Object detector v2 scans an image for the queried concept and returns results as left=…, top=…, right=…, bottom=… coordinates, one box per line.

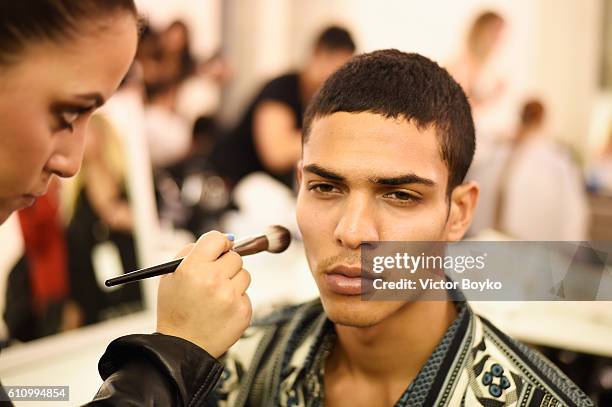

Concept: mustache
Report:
left=316, top=252, right=362, bottom=273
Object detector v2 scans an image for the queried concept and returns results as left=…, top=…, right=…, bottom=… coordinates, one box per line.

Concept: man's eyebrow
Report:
left=303, top=164, right=435, bottom=187
left=74, top=92, right=105, bottom=107
left=303, top=164, right=346, bottom=181
left=371, top=174, right=436, bottom=187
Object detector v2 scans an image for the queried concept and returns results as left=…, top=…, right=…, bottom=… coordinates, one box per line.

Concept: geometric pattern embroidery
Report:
left=482, top=363, right=511, bottom=397
left=212, top=299, right=594, bottom=407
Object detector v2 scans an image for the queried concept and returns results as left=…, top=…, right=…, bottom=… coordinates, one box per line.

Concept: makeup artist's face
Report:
left=0, top=13, right=138, bottom=224
left=296, top=112, right=472, bottom=327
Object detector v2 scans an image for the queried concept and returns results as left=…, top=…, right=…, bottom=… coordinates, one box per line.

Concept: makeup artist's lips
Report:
left=323, top=265, right=377, bottom=296
left=19, top=195, right=37, bottom=208
left=20, top=188, right=46, bottom=206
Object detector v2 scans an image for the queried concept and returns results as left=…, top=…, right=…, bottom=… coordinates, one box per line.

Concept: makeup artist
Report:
left=0, top=1, right=250, bottom=405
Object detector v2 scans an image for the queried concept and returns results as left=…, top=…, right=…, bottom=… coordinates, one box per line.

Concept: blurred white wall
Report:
left=220, top=0, right=292, bottom=125
left=534, top=0, right=604, bottom=155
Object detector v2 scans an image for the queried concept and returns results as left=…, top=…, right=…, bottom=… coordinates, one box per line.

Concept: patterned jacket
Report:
left=206, top=299, right=594, bottom=407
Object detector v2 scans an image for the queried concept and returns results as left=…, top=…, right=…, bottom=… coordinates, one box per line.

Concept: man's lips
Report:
left=321, top=265, right=380, bottom=296
left=327, top=265, right=378, bottom=280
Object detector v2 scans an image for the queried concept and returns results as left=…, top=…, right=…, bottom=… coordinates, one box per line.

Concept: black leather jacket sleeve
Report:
left=85, top=333, right=223, bottom=406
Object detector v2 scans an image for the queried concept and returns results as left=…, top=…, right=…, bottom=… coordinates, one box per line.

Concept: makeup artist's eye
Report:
left=55, top=106, right=95, bottom=132
left=57, top=111, right=79, bottom=132
left=383, top=190, right=422, bottom=205
left=308, top=183, right=341, bottom=195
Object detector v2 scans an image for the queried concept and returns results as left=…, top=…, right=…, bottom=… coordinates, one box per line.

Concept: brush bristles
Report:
left=265, top=225, right=291, bottom=253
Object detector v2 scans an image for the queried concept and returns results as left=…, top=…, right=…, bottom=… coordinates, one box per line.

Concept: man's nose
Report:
left=334, top=194, right=380, bottom=250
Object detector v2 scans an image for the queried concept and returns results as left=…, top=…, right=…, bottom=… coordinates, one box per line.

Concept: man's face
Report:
left=296, top=112, right=454, bottom=327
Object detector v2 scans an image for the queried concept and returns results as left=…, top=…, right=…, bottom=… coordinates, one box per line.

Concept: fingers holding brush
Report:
left=105, top=225, right=291, bottom=287
left=231, top=269, right=253, bottom=321
left=172, top=243, right=194, bottom=260
left=231, top=268, right=252, bottom=294
left=217, top=250, right=244, bottom=279
left=156, top=231, right=252, bottom=358
left=149, top=227, right=292, bottom=358
left=180, top=231, right=233, bottom=268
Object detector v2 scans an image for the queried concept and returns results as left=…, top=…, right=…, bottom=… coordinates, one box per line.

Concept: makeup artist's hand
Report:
left=156, top=231, right=252, bottom=358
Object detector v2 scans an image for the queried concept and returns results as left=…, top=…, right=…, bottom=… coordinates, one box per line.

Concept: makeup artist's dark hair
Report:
left=314, top=26, right=356, bottom=54
left=303, top=49, right=475, bottom=194
left=0, top=0, right=138, bottom=65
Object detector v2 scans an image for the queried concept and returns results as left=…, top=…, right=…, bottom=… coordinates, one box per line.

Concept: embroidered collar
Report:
left=278, top=302, right=473, bottom=407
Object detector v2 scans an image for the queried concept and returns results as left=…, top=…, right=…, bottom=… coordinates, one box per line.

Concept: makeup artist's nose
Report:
left=46, top=127, right=86, bottom=178
left=334, top=193, right=379, bottom=250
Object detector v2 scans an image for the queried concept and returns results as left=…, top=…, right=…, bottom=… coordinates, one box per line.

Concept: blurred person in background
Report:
left=135, top=21, right=192, bottom=172
left=135, top=20, right=197, bottom=90
left=144, top=81, right=192, bottom=169
left=158, top=20, right=197, bottom=85
left=159, top=116, right=231, bottom=235
left=134, top=19, right=234, bottom=218
left=136, top=20, right=230, bottom=125
left=448, top=10, right=506, bottom=112
left=587, top=125, right=612, bottom=194
left=448, top=10, right=508, bottom=164
left=0, top=1, right=254, bottom=405
left=134, top=23, right=163, bottom=89
left=469, top=99, right=589, bottom=240
left=175, top=50, right=234, bottom=124
left=586, top=125, right=612, bottom=241
left=212, top=25, right=356, bottom=190
left=137, top=20, right=226, bottom=206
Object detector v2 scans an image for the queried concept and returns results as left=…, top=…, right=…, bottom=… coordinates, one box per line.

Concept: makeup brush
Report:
left=105, top=225, right=291, bottom=287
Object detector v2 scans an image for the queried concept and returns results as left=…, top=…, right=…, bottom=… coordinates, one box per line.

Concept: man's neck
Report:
left=326, top=300, right=457, bottom=382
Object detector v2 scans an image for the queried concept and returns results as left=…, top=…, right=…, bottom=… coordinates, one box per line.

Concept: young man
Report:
left=212, top=26, right=356, bottom=189
left=207, top=50, right=593, bottom=406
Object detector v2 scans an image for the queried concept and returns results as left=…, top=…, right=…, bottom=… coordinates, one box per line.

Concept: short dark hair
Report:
left=303, top=49, right=475, bottom=194
left=314, top=26, right=356, bottom=54
left=0, top=0, right=138, bottom=65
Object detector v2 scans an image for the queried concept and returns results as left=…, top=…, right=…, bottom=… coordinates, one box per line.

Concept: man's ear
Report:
left=295, top=159, right=303, bottom=187
left=445, top=181, right=480, bottom=241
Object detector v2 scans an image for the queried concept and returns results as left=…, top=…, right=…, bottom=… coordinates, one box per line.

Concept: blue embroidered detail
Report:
left=482, top=364, right=510, bottom=398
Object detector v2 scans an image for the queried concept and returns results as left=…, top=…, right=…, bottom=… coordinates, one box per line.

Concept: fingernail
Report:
left=226, top=233, right=235, bottom=241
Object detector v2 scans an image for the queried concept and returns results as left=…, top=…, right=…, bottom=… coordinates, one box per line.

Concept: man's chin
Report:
left=328, top=314, right=381, bottom=328
left=320, top=294, right=393, bottom=328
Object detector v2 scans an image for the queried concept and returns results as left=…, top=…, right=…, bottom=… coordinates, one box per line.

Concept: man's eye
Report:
left=308, top=183, right=339, bottom=194
left=384, top=191, right=421, bottom=203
